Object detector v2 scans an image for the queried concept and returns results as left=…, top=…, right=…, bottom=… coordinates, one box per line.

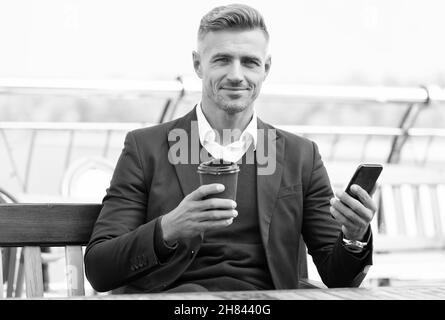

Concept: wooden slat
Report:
left=15, top=250, right=24, bottom=297
left=6, top=247, right=17, bottom=297
left=438, top=185, right=445, bottom=235
left=371, top=213, right=379, bottom=235
left=370, top=187, right=380, bottom=234
left=400, top=184, right=418, bottom=236
left=0, top=249, right=3, bottom=298
left=24, top=247, right=44, bottom=297
left=418, top=185, right=436, bottom=237
left=65, top=246, right=85, bottom=297
left=428, top=186, right=442, bottom=235
left=381, top=184, right=398, bottom=235
left=0, top=204, right=102, bottom=246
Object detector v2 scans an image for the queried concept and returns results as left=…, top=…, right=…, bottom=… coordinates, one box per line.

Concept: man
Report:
left=85, top=4, right=375, bottom=293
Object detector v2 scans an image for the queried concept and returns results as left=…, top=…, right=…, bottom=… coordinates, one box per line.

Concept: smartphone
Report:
left=345, top=164, right=383, bottom=201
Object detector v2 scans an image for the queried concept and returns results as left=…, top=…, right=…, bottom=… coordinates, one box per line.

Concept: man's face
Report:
left=193, top=29, right=271, bottom=115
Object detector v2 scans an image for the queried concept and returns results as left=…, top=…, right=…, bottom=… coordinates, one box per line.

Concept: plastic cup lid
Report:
left=197, top=158, right=240, bottom=175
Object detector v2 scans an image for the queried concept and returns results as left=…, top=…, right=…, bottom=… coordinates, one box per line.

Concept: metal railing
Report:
left=1, top=79, right=445, bottom=195
left=2, top=78, right=445, bottom=104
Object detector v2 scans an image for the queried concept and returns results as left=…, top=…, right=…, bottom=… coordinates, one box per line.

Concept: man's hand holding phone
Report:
left=330, top=184, right=377, bottom=241
left=329, top=164, right=382, bottom=241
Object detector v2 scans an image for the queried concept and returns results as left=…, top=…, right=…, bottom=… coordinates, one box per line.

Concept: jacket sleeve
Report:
left=301, top=142, right=373, bottom=288
left=84, top=131, right=175, bottom=292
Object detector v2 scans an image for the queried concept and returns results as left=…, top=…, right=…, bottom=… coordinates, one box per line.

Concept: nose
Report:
left=226, top=61, right=243, bottom=84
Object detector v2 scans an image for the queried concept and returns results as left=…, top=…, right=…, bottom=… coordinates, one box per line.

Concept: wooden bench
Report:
left=376, top=166, right=445, bottom=250
left=0, top=204, right=102, bottom=298
left=0, top=203, right=322, bottom=298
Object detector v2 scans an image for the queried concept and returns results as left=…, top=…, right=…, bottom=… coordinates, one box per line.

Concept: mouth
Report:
left=220, top=87, right=249, bottom=92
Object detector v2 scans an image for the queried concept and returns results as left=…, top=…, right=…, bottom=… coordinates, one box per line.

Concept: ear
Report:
left=192, top=51, right=203, bottom=79
left=264, top=55, right=272, bottom=80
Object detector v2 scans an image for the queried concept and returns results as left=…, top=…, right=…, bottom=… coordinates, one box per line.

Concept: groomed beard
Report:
left=211, top=93, right=248, bottom=115
left=217, top=102, right=247, bottom=115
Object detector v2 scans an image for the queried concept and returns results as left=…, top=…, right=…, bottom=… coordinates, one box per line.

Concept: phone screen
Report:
left=345, top=164, right=383, bottom=200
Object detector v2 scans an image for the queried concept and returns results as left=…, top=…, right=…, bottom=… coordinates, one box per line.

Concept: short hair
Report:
left=198, top=4, right=269, bottom=41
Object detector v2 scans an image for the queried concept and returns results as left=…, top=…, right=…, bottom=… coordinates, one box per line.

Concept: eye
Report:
left=243, top=58, right=261, bottom=67
left=213, top=57, right=229, bottom=63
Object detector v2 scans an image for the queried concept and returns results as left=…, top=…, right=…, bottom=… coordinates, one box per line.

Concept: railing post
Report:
left=23, top=129, right=37, bottom=193
left=0, top=129, right=25, bottom=191
left=102, top=130, right=112, bottom=158
left=158, top=98, right=172, bottom=124
left=386, top=85, right=432, bottom=164
left=64, top=129, right=75, bottom=171
left=386, top=103, right=422, bottom=164
left=421, top=135, right=435, bottom=166
left=164, top=76, right=186, bottom=123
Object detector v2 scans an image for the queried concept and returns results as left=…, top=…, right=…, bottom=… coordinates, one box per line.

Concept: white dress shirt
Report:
left=196, top=103, right=257, bottom=163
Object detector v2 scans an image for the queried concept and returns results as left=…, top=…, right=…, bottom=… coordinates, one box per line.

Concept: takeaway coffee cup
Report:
left=197, top=159, right=240, bottom=201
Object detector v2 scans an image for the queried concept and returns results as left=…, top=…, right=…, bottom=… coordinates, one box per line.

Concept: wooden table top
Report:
left=51, top=285, right=445, bottom=300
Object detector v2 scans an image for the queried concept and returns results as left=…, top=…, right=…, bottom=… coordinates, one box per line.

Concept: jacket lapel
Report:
left=256, top=118, right=284, bottom=248
left=167, top=107, right=201, bottom=198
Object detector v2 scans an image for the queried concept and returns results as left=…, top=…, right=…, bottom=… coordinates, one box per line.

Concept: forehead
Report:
left=199, top=29, right=269, bottom=58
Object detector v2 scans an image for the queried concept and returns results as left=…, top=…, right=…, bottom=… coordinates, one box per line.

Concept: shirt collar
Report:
left=196, top=103, right=257, bottom=150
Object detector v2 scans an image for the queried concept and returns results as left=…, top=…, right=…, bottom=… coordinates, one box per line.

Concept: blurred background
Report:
left=1, top=0, right=445, bottom=296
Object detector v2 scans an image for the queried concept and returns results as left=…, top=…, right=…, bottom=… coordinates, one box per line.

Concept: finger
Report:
left=330, top=207, right=356, bottom=230
left=186, top=184, right=225, bottom=201
left=194, top=209, right=238, bottom=222
left=330, top=198, right=369, bottom=227
left=198, top=218, right=234, bottom=231
left=335, top=191, right=374, bottom=221
left=195, top=198, right=237, bottom=211
left=350, top=184, right=378, bottom=212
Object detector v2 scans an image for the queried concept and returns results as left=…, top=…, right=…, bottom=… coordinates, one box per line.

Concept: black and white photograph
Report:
left=1, top=0, right=445, bottom=310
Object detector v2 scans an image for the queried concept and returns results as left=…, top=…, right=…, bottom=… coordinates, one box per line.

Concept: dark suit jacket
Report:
left=84, top=107, right=373, bottom=293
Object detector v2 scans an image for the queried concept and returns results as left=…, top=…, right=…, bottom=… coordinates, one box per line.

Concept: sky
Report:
left=1, top=0, right=445, bottom=86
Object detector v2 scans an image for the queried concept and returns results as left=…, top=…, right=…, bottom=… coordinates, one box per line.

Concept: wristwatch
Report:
left=342, top=238, right=368, bottom=253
